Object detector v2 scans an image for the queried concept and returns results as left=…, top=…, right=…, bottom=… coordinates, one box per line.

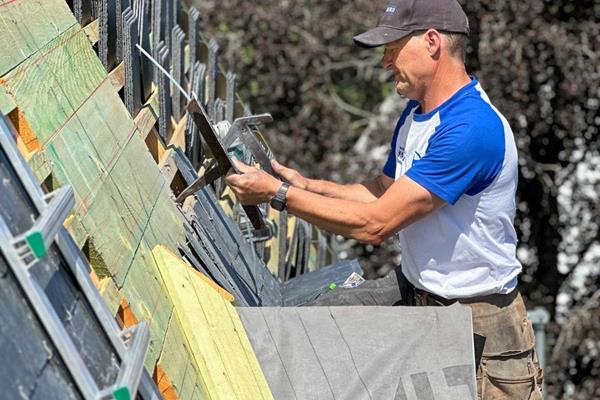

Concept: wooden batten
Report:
left=108, top=62, right=126, bottom=92
left=116, top=298, right=140, bottom=329
left=83, top=18, right=100, bottom=45
left=153, top=364, right=180, bottom=400
left=8, top=108, right=40, bottom=156
left=145, top=127, right=167, bottom=164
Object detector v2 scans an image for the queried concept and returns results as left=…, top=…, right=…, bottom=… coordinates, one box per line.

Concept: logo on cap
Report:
left=385, top=6, right=396, bottom=13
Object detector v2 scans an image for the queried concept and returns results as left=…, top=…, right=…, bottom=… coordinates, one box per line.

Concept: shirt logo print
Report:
left=397, top=147, right=406, bottom=163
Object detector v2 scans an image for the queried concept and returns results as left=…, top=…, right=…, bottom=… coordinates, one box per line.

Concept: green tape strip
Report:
left=26, top=231, right=45, bottom=258
left=112, top=386, right=131, bottom=400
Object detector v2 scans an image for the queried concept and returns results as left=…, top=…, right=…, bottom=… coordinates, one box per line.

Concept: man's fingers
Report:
left=271, top=160, right=283, bottom=174
left=231, top=158, right=254, bottom=173
left=272, top=159, right=292, bottom=178
left=225, top=173, right=240, bottom=186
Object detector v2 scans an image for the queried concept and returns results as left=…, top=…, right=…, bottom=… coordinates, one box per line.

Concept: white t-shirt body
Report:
left=383, top=78, right=521, bottom=299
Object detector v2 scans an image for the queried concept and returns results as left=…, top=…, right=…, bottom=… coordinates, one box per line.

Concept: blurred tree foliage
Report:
left=193, top=0, right=600, bottom=397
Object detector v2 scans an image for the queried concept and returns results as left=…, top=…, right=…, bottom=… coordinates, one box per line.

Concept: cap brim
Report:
left=353, top=26, right=412, bottom=48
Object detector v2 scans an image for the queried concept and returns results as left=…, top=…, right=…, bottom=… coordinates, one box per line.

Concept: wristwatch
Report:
left=270, top=182, right=290, bottom=211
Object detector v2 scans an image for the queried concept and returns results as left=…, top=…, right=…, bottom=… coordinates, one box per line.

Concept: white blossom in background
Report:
left=555, top=148, right=600, bottom=324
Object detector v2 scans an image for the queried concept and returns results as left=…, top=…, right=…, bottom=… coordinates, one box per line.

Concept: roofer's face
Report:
left=382, top=33, right=431, bottom=100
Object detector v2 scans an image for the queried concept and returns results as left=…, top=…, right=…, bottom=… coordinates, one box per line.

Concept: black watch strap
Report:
left=270, top=182, right=290, bottom=211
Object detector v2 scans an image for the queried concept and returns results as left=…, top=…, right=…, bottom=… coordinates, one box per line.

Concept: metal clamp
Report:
left=180, top=100, right=271, bottom=230
left=176, top=110, right=276, bottom=203
left=221, top=114, right=274, bottom=173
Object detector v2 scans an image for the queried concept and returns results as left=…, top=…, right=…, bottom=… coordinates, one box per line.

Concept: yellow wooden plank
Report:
left=153, top=245, right=273, bottom=400
left=189, top=268, right=235, bottom=304
left=159, top=246, right=234, bottom=303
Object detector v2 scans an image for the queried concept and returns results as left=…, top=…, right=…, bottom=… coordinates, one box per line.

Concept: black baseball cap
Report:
left=353, top=0, right=470, bottom=48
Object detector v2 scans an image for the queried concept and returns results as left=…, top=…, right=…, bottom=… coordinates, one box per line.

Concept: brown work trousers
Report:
left=416, top=290, right=544, bottom=400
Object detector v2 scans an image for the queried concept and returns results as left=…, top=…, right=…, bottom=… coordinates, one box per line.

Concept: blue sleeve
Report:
left=405, top=120, right=505, bottom=205
left=382, top=140, right=397, bottom=178
left=383, top=101, right=418, bottom=178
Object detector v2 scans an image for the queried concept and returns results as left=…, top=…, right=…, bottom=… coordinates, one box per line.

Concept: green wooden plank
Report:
left=64, top=212, right=89, bottom=249
left=74, top=78, right=136, bottom=172
left=2, top=25, right=106, bottom=144
left=159, top=313, right=193, bottom=398
left=97, top=277, right=122, bottom=317
left=92, top=135, right=179, bottom=285
left=178, top=362, right=199, bottom=400
left=120, top=240, right=175, bottom=371
left=80, top=177, right=142, bottom=281
left=0, top=84, right=16, bottom=114
left=46, top=123, right=104, bottom=207
left=27, top=149, right=53, bottom=184
left=0, top=0, right=76, bottom=76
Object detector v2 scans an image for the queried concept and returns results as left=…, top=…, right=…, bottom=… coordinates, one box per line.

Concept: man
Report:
left=226, top=0, right=543, bottom=398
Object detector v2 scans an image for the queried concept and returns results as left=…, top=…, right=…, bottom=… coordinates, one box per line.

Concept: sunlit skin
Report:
left=226, top=29, right=471, bottom=245
left=382, top=30, right=471, bottom=112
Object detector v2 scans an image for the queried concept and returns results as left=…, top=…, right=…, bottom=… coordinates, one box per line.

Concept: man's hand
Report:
left=272, top=160, right=308, bottom=190
left=226, top=159, right=282, bottom=205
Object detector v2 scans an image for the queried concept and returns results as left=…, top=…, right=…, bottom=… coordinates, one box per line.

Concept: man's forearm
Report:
left=225, top=162, right=443, bottom=245
left=304, top=176, right=388, bottom=202
left=286, top=185, right=386, bottom=243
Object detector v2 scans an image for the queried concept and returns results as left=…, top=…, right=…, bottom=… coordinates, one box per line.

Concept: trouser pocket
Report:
left=478, top=354, right=542, bottom=400
left=472, top=293, right=543, bottom=400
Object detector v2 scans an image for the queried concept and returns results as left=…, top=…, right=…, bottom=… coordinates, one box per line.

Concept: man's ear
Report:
left=423, top=29, right=442, bottom=58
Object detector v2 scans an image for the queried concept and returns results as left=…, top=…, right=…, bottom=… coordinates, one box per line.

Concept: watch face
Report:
left=271, top=199, right=285, bottom=211
left=270, top=182, right=288, bottom=211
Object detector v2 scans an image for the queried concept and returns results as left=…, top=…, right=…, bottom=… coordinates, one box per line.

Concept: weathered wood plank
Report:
left=120, top=240, right=175, bottom=371
left=158, top=311, right=208, bottom=400
left=108, top=61, right=125, bottom=92
left=154, top=245, right=273, bottom=400
left=158, top=313, right=193, bottom=399
left=0, top=83, right=16, bottom=115
left=27, top=149, right=53, bottom=186
left=2, top=25, right=107, bottom=145
left=0, top=0, right=76, bottom=76
left=167, top=113, right=187, bottom=150
left=96, top=276, right=122, bottom=316
left=135, top=91, right=160, bottom=141
left=154, top=364, right=179, bottom=400
left=8, top=107, right=40, bottom=154
left=83, top=18, right=100, bottom=45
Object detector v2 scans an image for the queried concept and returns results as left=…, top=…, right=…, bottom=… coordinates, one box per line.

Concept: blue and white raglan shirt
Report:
left=383, top=78, right=521, bottom=299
